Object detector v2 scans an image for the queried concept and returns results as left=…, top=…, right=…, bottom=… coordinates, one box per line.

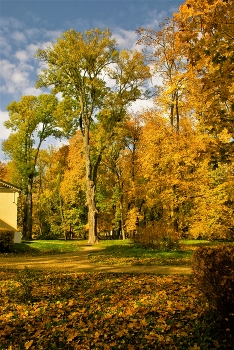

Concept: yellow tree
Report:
left=137, top=18, right=190, bottom=132
left=60, top=132, right=87, bottom=239
left=137, top=110, right=212, bottom=234
left=36, top=28, right=150, bottom=243
left=174, top=0, right=234, bottom=158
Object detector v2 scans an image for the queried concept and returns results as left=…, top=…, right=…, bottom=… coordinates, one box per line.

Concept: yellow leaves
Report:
left=25, top=340, right=33, bottom=349
left=67, top=330, right=79, bottom=342
left=0, top=270, right=226, bottom=348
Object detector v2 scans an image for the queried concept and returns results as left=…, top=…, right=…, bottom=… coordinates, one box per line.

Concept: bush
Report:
left=133, top=222, right=180, bottom=251
left=0, top=229, right=15, bottom=252
left=192, top=245, right=234, bottom=328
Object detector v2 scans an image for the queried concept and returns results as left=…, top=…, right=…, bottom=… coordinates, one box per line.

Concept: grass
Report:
left=1, top=238, right=232, bottom=267
left=0, top=239, right=233, bottom=348
left=89, top=242, right=192, bottom=266
left=2, top=239, right=86, bottom=256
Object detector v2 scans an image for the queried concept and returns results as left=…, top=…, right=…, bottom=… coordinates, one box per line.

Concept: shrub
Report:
left=133, top=222, right=180, bottom=251
left=192, top=245, right=234, bottom=328
left=0, top=229, right=15, bottom=252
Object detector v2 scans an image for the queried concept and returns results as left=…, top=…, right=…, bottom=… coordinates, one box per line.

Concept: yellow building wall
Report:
left=0, top=188, right=19, bottom=231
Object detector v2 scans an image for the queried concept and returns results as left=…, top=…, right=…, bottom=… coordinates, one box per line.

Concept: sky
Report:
left=0, top=0, right=184, bottom=161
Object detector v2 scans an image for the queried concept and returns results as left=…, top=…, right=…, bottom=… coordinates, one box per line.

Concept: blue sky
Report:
left=0, top=0, right=184, bottom=161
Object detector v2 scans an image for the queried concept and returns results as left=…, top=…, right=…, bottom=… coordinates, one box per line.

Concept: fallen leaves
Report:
left=0, top=270, right=227, bottom=349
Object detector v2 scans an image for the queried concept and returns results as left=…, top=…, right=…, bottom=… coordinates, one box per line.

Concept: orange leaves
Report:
left=24, top=340, right=33, bottom=349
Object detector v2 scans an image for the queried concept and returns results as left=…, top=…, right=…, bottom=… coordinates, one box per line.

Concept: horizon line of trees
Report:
left=0, top=0, right=233, bottom=243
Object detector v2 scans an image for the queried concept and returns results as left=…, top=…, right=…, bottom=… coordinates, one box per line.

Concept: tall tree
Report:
left=2, top=94, right=60, bottom=239
left=137, top=18, right=189, bottom=132
left=35, top=28, right=150, bottom=244
left=174, top=0, right=234, bottom=158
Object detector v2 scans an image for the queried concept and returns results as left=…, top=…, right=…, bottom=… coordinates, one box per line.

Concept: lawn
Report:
left=2, top=238, right=226, bottom=267
left=1, top=239, right=233, bottom=348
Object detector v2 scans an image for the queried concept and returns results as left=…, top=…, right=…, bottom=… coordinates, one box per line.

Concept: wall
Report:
left=0, top=188, right=19, bottom=231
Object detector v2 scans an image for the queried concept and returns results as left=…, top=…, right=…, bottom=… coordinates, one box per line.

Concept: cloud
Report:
left=0, top=110, right=10, bottom=139
left=43, top=29, right=62, bottom=41
left=128, top=99, right=155, bottom=114
left=112, top=28, right=139, bottom=50
left=15, top=50, right=29, bottom=62
left=1, top=17, right=24, bottom=31
left=11, top=30, right=26, bottom=42
left=0, top=35, right=12, bottom=56
left=0, top=59, right=35, bottom=96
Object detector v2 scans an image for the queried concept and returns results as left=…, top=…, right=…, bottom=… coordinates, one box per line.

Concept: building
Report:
left=0, top=179, right=21, bottom=243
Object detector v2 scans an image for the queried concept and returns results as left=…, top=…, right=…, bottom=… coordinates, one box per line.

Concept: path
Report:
left=0, top=245, right=191, bottom=274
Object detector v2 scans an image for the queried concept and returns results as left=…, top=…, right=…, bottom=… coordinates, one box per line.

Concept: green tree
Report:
left=2, top=94, right=61, bottom=239
left=35, top=27, right=150, bottom=244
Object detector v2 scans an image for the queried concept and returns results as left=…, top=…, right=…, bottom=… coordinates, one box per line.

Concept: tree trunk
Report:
left=87, top=179, right=99, bottom=244
left=84, top=127, right=99, bottom=244
left=119, top=193, right=126, bottom=240
left=22, top=176, right=33, bottom=240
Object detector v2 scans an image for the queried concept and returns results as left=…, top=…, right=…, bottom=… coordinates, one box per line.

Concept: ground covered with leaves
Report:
left=0, top=269, right=231, bottom=350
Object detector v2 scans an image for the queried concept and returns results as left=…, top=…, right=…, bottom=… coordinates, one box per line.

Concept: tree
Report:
left=174, top=0, right=234, bottom=158
left=32, top=146, right=70, bottom=238
left=137, top=18, right=189, bottom=132
left=35, top=28, right=150, bottom=244
left=2, top=94, right=61, bottom=239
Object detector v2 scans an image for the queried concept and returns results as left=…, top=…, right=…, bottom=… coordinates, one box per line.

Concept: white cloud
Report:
left=113, top=28, right=139, bottom=50
left=0, top=59, right=35, bottom=96
left=0, top=35, right=12, bottom=56
left=128, top=99, right=155, bottom=114
left=11, top=30, right=26, bottom=42
left=15, top=50, right=29, bottom=62
left=0, top=110, right=10, bottom=139
left=43, top=29, right=62, bottom=41
left=1, top=17, right=23, bottom=31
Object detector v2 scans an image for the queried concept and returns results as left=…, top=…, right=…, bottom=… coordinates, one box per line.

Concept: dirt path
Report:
left=0, top=245, right=191, bottom=274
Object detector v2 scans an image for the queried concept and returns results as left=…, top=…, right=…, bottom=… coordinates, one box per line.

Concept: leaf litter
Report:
left=0, top=270, right=229, bottom=349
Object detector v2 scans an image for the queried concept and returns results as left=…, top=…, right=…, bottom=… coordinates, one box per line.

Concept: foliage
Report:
left=1, top=269, right=233, bottom=349
left=134, top=222, right=181, bottom=251
left=2, top=94, right=61, bottom=240
left=2, top=4, right=234, bottom=245
left=192, top=245, right=234, bottom=332
left=0, top=229, right=14, bottom=252
left=174, top=0, right=234, bottom=159
left=35, top=27, right=151, bottom=244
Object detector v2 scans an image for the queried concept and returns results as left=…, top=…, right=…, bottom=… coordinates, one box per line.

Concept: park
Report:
left=0, top=238, right=233, bottom=349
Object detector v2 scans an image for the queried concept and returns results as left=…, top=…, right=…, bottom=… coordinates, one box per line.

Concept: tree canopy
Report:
left=1, top=2, right=234, bottom=242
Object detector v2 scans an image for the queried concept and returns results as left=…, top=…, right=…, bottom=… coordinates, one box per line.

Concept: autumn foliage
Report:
left=192, top=245, right=234, bottom=327
left=0, top=269, right=232, bottom=349
left=1, top=0, right=234, bottom=243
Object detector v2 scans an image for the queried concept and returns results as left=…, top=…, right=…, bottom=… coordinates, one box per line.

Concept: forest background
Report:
left=0, top=0, right=233, bottom=244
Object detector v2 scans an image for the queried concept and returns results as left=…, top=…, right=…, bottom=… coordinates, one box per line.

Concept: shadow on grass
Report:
left=89, top=243, right=193, bottom=266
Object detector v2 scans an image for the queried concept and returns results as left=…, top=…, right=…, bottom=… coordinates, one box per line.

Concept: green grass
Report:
left=2, top=238, right=233, bottom=267
left=89, top=241, right=192, bottom=266
left=3, top=239, right=86, bottom=256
